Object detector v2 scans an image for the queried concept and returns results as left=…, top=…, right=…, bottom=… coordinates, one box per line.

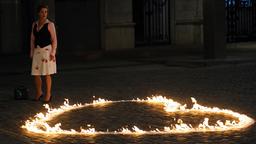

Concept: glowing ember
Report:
left=22, top=96, right=255, bottom=135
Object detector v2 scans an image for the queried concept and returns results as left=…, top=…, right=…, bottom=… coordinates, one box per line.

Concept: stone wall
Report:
left=0, top=0, right=55, bottom=54
left=0, top=0, right=22, bottom=53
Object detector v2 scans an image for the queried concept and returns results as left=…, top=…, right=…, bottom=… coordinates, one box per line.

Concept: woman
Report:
left=30, top=4, right=57, bottom=103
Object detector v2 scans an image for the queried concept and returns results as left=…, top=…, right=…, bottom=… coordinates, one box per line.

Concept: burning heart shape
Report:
left=22, top=96, right=255, bottom=135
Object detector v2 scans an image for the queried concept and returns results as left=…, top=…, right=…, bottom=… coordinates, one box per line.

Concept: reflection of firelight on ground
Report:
left=22, top=96, right=255, bottom=136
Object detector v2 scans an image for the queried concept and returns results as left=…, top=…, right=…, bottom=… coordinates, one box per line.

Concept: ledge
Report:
left=105, top=22, right=136, bottom=28
left=175, top=19, right=203, bottom=25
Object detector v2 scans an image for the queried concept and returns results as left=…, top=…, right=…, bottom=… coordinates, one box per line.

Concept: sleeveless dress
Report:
left=31, top=22, right=57, bottom=76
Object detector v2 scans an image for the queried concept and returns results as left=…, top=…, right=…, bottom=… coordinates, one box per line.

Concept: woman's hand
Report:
left=50, top=54, right=55, bottom=61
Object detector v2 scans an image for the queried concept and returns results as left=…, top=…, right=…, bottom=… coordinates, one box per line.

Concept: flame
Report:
left=22, top=96, right=255, bottom=135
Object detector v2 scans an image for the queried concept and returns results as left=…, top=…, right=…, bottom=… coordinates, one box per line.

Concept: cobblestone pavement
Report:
left=0, top=53, right=256, bottom=143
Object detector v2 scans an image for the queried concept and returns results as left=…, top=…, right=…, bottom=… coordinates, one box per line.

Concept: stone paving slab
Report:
left=1, top=47, right=256, bottom=143
left=0, top=60, right=256, bottom=143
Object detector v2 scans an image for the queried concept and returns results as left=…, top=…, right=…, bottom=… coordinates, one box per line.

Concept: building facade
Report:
left=0, top=0, right=228, bottom=58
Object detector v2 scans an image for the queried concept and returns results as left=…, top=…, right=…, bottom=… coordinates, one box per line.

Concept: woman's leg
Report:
left=34, top=75, right=42, bottom=99
left=45, top=75, right=52, bottom=101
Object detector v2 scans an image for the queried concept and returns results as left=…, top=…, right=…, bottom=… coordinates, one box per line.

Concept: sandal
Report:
left=43, top=96, right=52, bottom=103
left=32, top=94, right=43, bottom=101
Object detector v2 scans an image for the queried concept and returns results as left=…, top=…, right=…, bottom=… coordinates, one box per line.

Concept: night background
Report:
left=0, top=0, right=256, bottom=143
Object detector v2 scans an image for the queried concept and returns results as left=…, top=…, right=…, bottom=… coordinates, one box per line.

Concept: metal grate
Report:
left=226, top=0, right=256, bottom=42
left=133, top=0, right=171, bottom=45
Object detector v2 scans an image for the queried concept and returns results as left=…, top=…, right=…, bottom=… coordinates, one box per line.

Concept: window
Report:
left=225, top=0, right=252, bottom=7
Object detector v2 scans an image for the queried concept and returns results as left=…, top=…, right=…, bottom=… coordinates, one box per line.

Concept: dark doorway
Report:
left=226, top=0, right=256, bottom=42
left=133, top=0, right=171, bottom=46
left=56, top=0, right=101, bottom=54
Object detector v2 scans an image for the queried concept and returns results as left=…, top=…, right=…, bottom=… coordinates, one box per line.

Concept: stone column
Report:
left=0, top=0, right=22, bottom=54
left=174, top=0, right=203, bottom=45
left=203, top=0, right=226, bottom=59
left=103, top=0, right=135, bottom=50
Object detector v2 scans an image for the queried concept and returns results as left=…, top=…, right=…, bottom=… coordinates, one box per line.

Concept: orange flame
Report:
left=22, top=96, right=255, bottom=135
